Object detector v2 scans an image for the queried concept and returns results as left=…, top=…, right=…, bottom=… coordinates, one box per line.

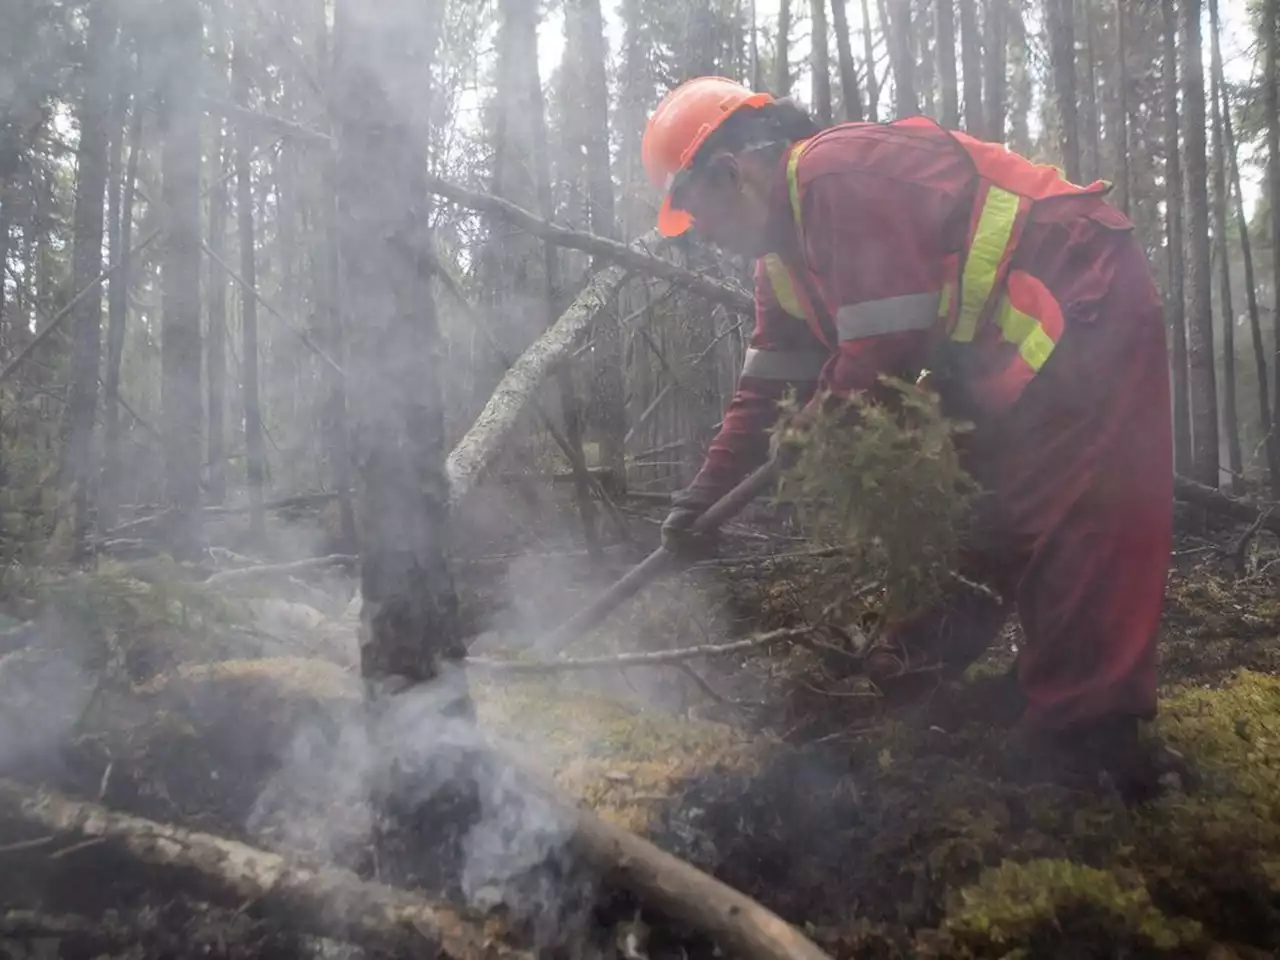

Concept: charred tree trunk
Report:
left=983, top=0, right=1006, bottom=141
left=958, top=0, right=982, bottom=133
left=1181, top=0, right=1219, bottom=487
left=831, top=0, right=864, bottom=120
left=1045, top=0, right=1080, bottom=182
left=811, top=0, right=834, bottom=124
left=776, top=0, right=793, bottom=96
left=1110, top=0, right=1130, bottom=213
left=936, top=0, right=959, bottom=127
left=918, top=2, right=935, bottom=117
left=100, top=51, right=141, bottom=534
left=206, top=6, right=229, bottom=506
left=1208, top=0, right=1240, bottom=490
left=232, top=35, right=267, bottom=539
left=333, top=0, right=478, bottom=889
left=1163, top=0, right=1191, bottom=476
left=1007, top=1, right=1031, bottom=153
left=157, top=0, right=203, bottom=559
left=1080, top=0, right=1100, bottom=181
left=61, top=0, right=117, bottom=556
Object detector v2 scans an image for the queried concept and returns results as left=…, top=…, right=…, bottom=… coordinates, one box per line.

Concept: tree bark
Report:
left=1007, top=1, right=1031, bottom=154
left=1266, top=0, right=1280, bottom=424
left=1080, top=0, right=1100, bottom=181
left=983, top=0, right=1006, bottom=141
left=860, top=0, right=880, bottom=120
left=157, top=0, right=204, bottom=559
left=1045, top=0, right=1080, bottom=182
left=885, top=0, right=917, bottom=115
left=1109, top=0, right=1130, bottom=213
left=206, top=4, right=229, bottom=506
left=61, top=0, right=117, bottom=557
left=1208, top=0, right=1241, bottom=491
left=233, top=35, right=267, bottom=539
left=1163, top=0, right=1192, bottom=477
left=830, top=0, right=864, bottom=121
left=776, top=0, right=793, bottom=96
left=1220, top=24, right=1280, bottom=495
left=811, top=0, right=834, bottom=124
left=1180, top=0, right=1219, bottom=487
left=936, top=0, right=959, bottom=127
left=958, top=0, right=982, bottom=133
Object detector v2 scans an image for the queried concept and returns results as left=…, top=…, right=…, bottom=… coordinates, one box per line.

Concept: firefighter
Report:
left=643, top=77, right=1177, bottom=797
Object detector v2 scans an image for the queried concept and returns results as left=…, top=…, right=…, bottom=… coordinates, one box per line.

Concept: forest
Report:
left=2, top=0, right=1280, bottom=957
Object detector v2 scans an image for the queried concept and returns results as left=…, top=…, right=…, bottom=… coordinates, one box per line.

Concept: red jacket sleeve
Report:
left=796, top=169, right=960, bottom=411
left=677, top=258, right=831, bottom=507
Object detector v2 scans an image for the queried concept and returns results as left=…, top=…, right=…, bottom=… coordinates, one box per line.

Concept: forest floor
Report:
left=0, top=491, right=1278, bottom=959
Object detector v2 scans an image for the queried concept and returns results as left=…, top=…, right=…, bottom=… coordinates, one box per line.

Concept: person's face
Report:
left=671, top=152, right=774, bottom=259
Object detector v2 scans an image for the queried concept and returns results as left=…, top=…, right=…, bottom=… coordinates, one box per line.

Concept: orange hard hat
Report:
left=642, top=76, right=775, bottom=236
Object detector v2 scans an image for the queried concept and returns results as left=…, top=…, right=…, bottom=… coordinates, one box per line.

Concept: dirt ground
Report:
left=0, top=500, right=1278, bottom=959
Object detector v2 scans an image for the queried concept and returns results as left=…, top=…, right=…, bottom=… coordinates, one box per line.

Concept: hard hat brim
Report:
left=657, top=195, right=693, bottom=237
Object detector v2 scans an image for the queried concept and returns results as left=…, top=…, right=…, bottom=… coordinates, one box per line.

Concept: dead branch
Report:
left=467, top=627, right=808, bottom=674
left=199, top=95, right=330, bottom=144
left=0, top=779, right=529, bottom=960
left=423, top=173, right=753, bottom=311
left=1231, top=507, right=1275, bottom=575
left=202, top=554, right=358, bottom=588
left=1174, top=476, right=1280, bottom=536
left=447, top=253, right=640, bottom=506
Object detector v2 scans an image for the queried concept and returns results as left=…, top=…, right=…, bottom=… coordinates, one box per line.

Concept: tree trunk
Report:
left=99, top=51, right=142, bottom=534
left=1162, top=0, right=1191, bottom=476
left=983, top=0, right=1006, bottom=141
left=1208, top=0, right=1240, bottom=491
left=776, top=0, right=793, bottom=96
left=1266, top=0, right=1280, bottom=423
left=1045, top=0, right=1080, bottom=182
left=958, top=0, right=982, bottom=133
left=811, top=0, right=834, bottom=124
left=1180, top=0, right=1219, bottom=487
left=936, top=0, right=959, bottom=127
left=1080, top=0, right=1100, bottom=181
left=1007, top=0, right=1031, bottom=154
left=830, top=0, right=863, bottom=120
left=206, top=5, right=229, bottom=506
left=60, top=0, right=117, bottom=557
left=233, top=35, right=267, bottom=539
left=885, top=0, right=917, bottom=115
left=918, top=1, right=935, bottom=117
left=860, top=0, right=880, bottom=120
left=157, top=0, right=203, bottom=559
left=333, top=0, right=478, bottom=889
left=574, top=0, right=627, bottom=490
left=1110, top=0, right=1130, bottom=213
left=1221, top=42, right=1280, bottom=495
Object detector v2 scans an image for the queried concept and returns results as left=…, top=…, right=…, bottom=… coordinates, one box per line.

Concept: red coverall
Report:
left=676, top=119, right=1173, bottom=732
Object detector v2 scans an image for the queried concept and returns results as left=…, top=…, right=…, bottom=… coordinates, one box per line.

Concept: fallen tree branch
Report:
left=447, top=253, right=642, bottom=506
left=1174, top=476, right=1280, bottom=536
left=202, top=554, right=358, bottom=588
left=0, top=779, right=528, bottom=960
left=423, top=174, right=753, bottom=312
left=467, top=627, right=807, bottom=674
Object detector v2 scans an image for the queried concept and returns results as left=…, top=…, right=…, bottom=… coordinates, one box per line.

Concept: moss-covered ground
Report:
left=1, top=519, right=1278, bottom=958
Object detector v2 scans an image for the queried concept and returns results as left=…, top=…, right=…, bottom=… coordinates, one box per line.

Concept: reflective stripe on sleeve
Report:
left=834, top=292, right=942, bottom=341
left=952, top=185, right=1022, bottom=343
left=741, top=347, right=828, bottom=381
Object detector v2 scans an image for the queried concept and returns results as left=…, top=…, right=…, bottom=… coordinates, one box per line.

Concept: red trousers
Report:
left=884, top=230, right=1173, bottom=732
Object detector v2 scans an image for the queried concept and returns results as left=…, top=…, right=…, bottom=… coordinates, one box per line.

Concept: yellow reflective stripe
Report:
left=953, top=186, right=1021, bottom=343
left=996, top=299, right=1056, bottom=372
left=787, top=140, right=810, bottom=229
left=763, top=254, right=806, bottom=319
left=938, top=282, right=953, bottom=317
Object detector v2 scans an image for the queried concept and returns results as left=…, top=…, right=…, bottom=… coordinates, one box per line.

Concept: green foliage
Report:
left=934, top=859, right=1207, bottom=957
left=770, top=378, right=981, bottom=621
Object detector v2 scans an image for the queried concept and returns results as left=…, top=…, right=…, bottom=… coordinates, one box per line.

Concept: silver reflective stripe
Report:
left=740, top=347, right=828, bottom=381
left=835, top=292, right=942, bottom=341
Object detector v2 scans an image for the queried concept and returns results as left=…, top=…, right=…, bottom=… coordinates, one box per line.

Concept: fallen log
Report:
left=1174, top=475, right=1280, bottom=536
left=0, top=779, right=528, bottom=960
left=202, top=554, right=358, bottom=589
left=446, top=252, right=642, bottom=506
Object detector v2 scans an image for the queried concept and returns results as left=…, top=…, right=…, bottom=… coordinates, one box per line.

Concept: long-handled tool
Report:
left=539, top=457, right=781, bottom=654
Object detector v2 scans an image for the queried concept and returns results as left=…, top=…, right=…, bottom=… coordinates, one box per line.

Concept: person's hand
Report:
left=660, top=502, right=719, bottom=559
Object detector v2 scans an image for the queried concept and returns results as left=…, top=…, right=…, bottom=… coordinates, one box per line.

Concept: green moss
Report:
left=931, top=859, right=1207, bottom=957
